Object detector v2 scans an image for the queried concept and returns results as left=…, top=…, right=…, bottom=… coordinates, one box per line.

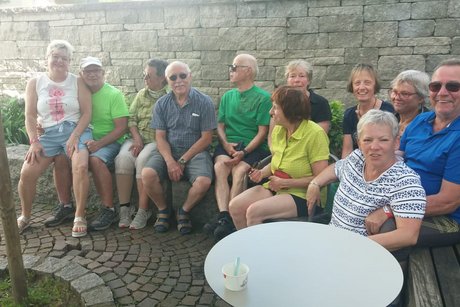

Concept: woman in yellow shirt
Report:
left=229, top=86, right=329, bottom=229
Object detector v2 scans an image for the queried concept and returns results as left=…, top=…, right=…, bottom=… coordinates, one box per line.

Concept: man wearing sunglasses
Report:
left=207, top=54, right=271, bottom=241
left=142, top=61, right=216, bottom=235
left=366, top=58, right=460, bottom=247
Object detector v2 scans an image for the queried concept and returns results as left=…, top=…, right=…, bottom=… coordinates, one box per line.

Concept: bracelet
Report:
left=310, top=181, right=321, bottom=188
left=29, top=137, right=39, bottom=145
left=383, top=205, right=394, bottom=219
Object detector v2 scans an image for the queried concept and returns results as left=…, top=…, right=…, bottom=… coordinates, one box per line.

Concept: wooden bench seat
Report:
left=405, top=244, right=460, bottom=307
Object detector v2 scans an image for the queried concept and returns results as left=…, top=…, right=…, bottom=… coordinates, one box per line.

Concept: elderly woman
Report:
left=368, top=59, right=460, bottom=247
left=307, top=110, right=426, bottom=251
left=17, top=40, right=92, bottom=234
left=389, top=70, right=430, bottom=136
left=115, top=58, right=169, bottom=230
left=285, top=60, right=332, bottom=132
left=342, top=63, right=394, bottom=158
left=229, top=86, right=329, bottom=229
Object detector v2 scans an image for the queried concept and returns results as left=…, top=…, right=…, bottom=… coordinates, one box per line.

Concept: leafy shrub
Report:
left=0, top=97, right=28, bottom=145
left=328, top=100, right=344, bottom=158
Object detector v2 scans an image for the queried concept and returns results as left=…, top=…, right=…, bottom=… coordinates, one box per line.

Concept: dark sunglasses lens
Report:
left=429, top=82, right=442, bottom=92
left=169, top=75, right=178, bottom=81
left=179, top=73, right=187, bottom=79
left=228, top=65, right=236, bottom=72
left=446, top=82, right=460, bottom=92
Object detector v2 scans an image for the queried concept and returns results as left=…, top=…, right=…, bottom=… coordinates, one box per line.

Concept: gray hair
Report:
left=357, top=109, right=399, bottom=140
left=285, top=60, right=313, bottom=81
left=46, top=40, right=74, bottom=59
left=434, top=58, right=460, bottom=72
left=234, top=53, right=259, bottom=79
left=390, top=70, right=430, bottom=105
left=165, top=61, right=191, bottom=76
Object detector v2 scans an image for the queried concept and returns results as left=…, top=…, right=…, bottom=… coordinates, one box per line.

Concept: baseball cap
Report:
left=80, top=56, right=102, bottom=69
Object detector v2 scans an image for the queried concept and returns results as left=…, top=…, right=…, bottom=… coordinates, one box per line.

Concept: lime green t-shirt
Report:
left=218, top=85, right=271, bottom=151
left=265, top=120, right=330, bottom=199
left=91, top=83, right=129, bottom=144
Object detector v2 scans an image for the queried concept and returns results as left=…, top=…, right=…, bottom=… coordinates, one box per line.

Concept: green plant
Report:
left=0, top=97, right=28, bottom=145
left=328, top=100, right=344, bottom=158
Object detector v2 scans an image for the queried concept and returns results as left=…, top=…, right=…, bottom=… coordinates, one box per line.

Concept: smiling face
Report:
left=430, top=65, right=460, bottom=120
left=166, top=63, right=192, bottom=98
left=358, top=123, right=399, bottom=170
left=80, top=64, right=104, bottom=93
left=352, top=71, right=376, bottom=103
left=286, top=67, right=310, bottom=89
left=390, top=82, right=423, bottom=116
left=47, top=48, right=70, bottom=74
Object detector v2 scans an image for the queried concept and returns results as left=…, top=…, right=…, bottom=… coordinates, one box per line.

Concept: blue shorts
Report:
left=90, top=142, right=121, bottom=165
left=213, top=143, right=270, bottom=167
left=144, top=149, right=213, bottom=184
left=40, top=121, right=92, bottom=157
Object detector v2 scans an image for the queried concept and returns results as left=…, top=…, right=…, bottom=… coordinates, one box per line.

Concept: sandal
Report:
left=154, top=209, right=171, bottom=233
left=176, top=208, right=192, bottom=235
left=72, top=216, right=87, bottom=238
left=17, top=216, right=30, bottom=234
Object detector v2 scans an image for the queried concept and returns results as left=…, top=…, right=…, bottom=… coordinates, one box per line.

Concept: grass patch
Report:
left=0, top=271, right=81, bottom=307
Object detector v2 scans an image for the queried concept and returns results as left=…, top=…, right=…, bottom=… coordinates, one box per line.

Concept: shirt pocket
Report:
left=188, top=113, right=201, bottom=131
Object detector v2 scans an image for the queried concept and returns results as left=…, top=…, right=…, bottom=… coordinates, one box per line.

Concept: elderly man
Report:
left=115, top=58, right=169, bottom=230
left=209, top=54, right=271, bottom=241
left=52, top=56, right=129, bottom=237
left=141, top=61, right=216, bottom=235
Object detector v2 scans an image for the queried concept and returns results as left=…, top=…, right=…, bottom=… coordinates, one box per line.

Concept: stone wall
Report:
left=1, top=0, right=460, bottom=106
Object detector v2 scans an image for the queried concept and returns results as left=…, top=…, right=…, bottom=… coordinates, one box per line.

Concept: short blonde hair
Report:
left=284, top=60, right=313, bottom=81
left=46, top=40, right=74, bottom=59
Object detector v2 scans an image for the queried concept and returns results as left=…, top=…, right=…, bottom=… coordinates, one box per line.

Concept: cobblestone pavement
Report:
left=0, top=203, right=231, bottom=307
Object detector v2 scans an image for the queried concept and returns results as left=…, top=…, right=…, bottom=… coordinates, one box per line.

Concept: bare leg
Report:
left=142, top=167, right=167, bottom=210
left=116, top=174, right=134, bottom=204
left=71, top=149, right=89, bottom=218
left=230, top=161, right=251, bottom=199
left=53, top=154, right=72, bottom=204
left=182, top=176, right=211, bottom=212
left=214, top=155, right=232, bottom=212
left=245, top=194, right=297, bottom=226
left=136, top=178, right=150, bottom=210
left=89, top=157, right=113, bottom=207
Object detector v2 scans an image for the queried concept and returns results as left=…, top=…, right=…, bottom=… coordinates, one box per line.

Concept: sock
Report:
left=105, top=206, right=115, bottom=211
left=218, top=211, right=231, bottom=220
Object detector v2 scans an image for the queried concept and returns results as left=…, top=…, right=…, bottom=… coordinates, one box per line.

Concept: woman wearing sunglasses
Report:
left=388, top=70, right=431, bottom=136
left=367, top=59, right=460, bottom=247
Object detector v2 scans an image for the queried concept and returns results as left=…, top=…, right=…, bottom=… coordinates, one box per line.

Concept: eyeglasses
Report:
left=82, top=68, right=102, bottom=75
left=228, top=64, right=248, bottom=72
left=428, top=81, right=460, bottom=93
left=168, top=73, right=188, bottom=81
left=388, top=89, right=418, bottom=99
left=143, top=72, right=151, bottom=80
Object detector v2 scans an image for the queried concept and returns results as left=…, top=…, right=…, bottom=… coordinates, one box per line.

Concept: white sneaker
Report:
left=118, top=205, right=132, bottom=228
left=129, top=208, right=152, bottom=230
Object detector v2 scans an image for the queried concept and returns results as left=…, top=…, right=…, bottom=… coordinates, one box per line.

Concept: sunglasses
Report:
left=428, top=81, right=460, bottom=93
left=168, top=73, right=188, bottom=81
left=228, top=64, right=248, bottom=72
left=143, top=72, right=151, bottom=80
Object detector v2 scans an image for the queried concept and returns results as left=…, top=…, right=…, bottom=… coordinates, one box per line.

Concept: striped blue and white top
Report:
left=330, top=149, right=426, bottom=237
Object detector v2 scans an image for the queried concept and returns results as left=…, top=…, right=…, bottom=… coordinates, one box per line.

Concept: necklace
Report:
left=356, top=97, right=377, bottom=119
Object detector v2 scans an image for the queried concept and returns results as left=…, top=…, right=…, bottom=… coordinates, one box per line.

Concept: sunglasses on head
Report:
left=228, top=64, right=248, bottom=72
left=428, top=81, right=460, bottom=93
left=169, top=73, right=188, bottom=81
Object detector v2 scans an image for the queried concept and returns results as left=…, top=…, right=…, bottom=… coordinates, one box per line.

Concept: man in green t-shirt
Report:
left=51, top=57, right=129, bottom=237
left=207, top=54, right=271, bottom=241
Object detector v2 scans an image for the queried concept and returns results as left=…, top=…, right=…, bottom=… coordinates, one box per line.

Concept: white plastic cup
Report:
left=222, top=262, right=249, bottom=291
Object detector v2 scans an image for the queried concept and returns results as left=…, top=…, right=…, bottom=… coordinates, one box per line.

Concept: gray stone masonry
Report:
left=0, top=0, right=459, bottom=107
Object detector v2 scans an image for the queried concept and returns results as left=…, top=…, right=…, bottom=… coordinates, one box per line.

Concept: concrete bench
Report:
left=6, top=145, right=218, bottom=229
left=405, top=244, right=460, bottom=307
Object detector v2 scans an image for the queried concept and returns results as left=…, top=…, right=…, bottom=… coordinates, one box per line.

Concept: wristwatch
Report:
left=383, top=205, right=394, bottom=219
left=178, top=158, right=187, bottom=166
left=242, top=148, right=248, bottom=156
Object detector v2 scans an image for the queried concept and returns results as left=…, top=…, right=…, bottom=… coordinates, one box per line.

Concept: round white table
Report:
left=204, top=221, right=403, bottom=307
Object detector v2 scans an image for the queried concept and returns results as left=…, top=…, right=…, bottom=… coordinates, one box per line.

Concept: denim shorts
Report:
left=40, top=121, right=92, bottom=157
left=144, top=149, right=213, bottom=184
left=90, top=142, right=121, bottom=165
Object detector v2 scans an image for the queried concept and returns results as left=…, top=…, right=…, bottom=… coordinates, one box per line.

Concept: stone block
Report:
left=237, top=2, right=266, bottom=18
left=49, top=19, right=84, bottom=27
left=0, top=257, right=7, bottom=271
left=158, top=36, right=193, bottom=52
left=81, top=285, right=115, bottom=307
left=176, top=51, right=201, bottom=59
left=106, top=9, right=138, bottom=24
left=250, top=50, right=285, bottom=59
left=426, top=55, right=454, bottom=72
left=434, top=19, right=460, bottom=37
left=201, top=64, right=229, bottom=81
left=34, top=257, right=69, bottom=274
left=377, top=55, right=425, bottom=80
left=192, top=36, right=220, bottom=51
left=257, top=65, right=276, bottom=81
left=308, top=0, right=341, bottom=7
left=201, top=51, right=235, bottom=65
left=452, top=37, right=460, bottom=55
left=329, top=32, right=362, bottom=48
left=326, top=64, right=356, bottom=81
left=267, top=1, right=308, bottom=17
left=184, top=28, right=219, bottom=37
left=398, top=37, right=451, bottom=47
left=411, top=1, right=447, bottom=19
left=79, top=11, right=106, bottom=25
left=257, top=27, right=286, bottom=50
left=309, top=6, right=362, bottom=16
left=311, top=66, right=327, bottom=88
left=288, top=17, right=319, bottom=34
left=0, top=21, right=48, bottom=41
left=238, top=18, right=286, bottom=27
left=124, top=23, right=165, bottom=31
left=55, top=261, right=90, bottom=281
left=448, top=0, right=460, bottom=17
left=102, top=31, right=158, bottom=52
left=100, top=24, right=124, bottom=32
left=399, top=20, right=435, bottom=38
left=378, top=47, right=413, bottom=56
left=309, top=57, right=344, bottom=65
left=287, top=33, right=328, bottom=50
left=138, top=7, right=164, bottom=23
left=363, top=4, right=410, bottom=21
left=157, top=29, right=184, bottom=37
left=22, top=255, right=41, bottom=269
left=344, top=48, right=379, bottom=65
left=218, top=27, right=256, bottom=50
left=164, top=7, right=200, bottom=29
left=342, top=0, right=364, bottom=5
left=319, top=15, right=362, bottom=32
left=110, top=52, right=150, bottom=59
left=286, top=48, right=344, bottom=58
left=200, top=4, right=237, bottom=28
left=363, top=22, right=398, bottom=47
left=71, top=272, right=105, bottom=293
left=414, top=45, right=450, bottom=55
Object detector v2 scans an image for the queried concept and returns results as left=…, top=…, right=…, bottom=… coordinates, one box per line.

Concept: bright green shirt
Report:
left=218, top=85, right=271, bottom=151
left=128, top=87, right=168, bottom=144
left=91, top=83, right=129, bottom=144
left=265, top=120, right=330, bottom=199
